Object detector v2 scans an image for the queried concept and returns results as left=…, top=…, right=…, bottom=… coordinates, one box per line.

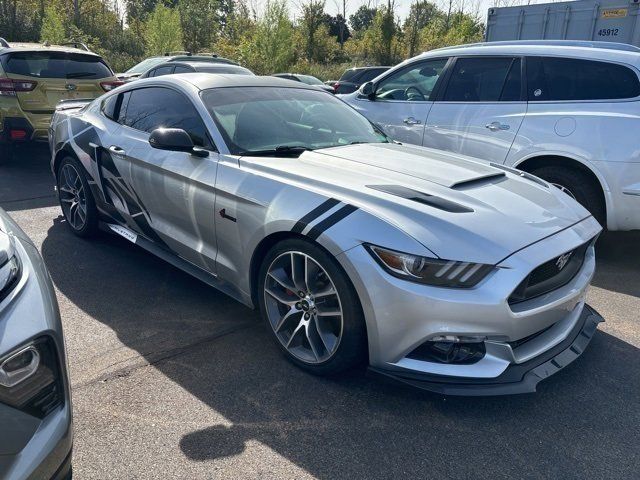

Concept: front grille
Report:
left=508, top=240, right=591, bottom=305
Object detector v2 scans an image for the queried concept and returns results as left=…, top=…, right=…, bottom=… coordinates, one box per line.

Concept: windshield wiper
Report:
left=237, top=145, right=312, bottom=157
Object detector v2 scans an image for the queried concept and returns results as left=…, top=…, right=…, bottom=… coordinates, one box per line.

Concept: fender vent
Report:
left=367, top=185, right=473, bottom=213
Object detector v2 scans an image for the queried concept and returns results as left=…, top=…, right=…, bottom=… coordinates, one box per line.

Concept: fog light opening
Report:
left=0, top=346, right=40, bottom=387
left=408, top=336, right=486, bottom=365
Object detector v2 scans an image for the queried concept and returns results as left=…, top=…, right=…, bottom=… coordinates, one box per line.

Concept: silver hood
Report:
left=240, top=143, right=593, bottom=264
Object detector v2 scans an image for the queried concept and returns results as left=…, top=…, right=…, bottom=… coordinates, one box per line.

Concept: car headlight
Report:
left=366, top=244, right=494, bottom=288
left=0, top=255, right=21, bottom=303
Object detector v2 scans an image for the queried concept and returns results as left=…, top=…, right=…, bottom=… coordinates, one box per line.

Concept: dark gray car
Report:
left=0, top=208, right=72, bottom=480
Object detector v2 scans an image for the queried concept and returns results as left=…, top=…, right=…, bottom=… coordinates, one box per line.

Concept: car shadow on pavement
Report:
left=591, top=231, right=640, bottom=298
left=40, top=215, right=640, bottom=478
left=0, top=144, right=58, bottom=212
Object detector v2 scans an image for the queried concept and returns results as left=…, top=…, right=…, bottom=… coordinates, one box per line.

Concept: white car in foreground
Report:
left=342, top=40, right=640, bottom=231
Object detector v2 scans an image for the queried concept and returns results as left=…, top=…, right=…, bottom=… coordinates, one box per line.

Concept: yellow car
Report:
left=0, top=39, right=122, bottom=162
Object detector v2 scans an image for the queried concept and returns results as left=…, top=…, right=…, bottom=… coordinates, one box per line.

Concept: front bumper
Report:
left=369, top=304, right=603, bottom=395
left=338, top=215, right=602, bottom=394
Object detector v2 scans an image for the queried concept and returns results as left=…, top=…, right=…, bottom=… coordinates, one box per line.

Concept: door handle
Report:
left=403, top=116, right=422, bottom=125
left=485, top=121, right=510, bottom=132
left=108, top=145, right=125, bottom=155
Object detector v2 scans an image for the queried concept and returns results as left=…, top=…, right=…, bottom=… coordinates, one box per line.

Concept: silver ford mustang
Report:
left=49, top=75, right=603, bottom=395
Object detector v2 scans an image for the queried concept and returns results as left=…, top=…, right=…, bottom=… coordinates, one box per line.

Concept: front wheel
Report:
left=258, top=239, right=367, bottom=375
left=57, top=156, right=99, bottom=237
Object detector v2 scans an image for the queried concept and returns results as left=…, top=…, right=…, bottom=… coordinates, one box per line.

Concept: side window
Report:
left=527, top=56, right=640, bottom=101
left=444, top=57, right=519, bottom=102
left=101, top=94, right=120, bottom=121
left=359, top=68, right=385, bottom=83
left=173, top=65, right=193, bottom=74
left=122, top=87, right=212, bottom=148
left=374, top=58, right=448, bottom=101
left=153, top=65, right=174, bottom=77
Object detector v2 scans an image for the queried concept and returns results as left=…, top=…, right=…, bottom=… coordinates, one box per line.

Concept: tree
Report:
left=349, top=4, right=376, bottom=33
left=144, top=3, right=184, bottom=55
left=246, top=0, right=295, bottom=74
left=299, top=1, right=336, bottom=63
left=40, top=1, right=66, bottom=44
left=179, top=0, right=220, bottom=53
left=404, top=1, right=441, bottom=57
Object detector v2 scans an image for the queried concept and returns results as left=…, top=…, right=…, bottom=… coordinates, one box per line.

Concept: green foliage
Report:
left=1, top=0, right=485, bottom=80
left=349, top=5, right=377, bottom=33
left=243, top=0, right=295, bottom=74
left=40, top=1, right=66, bottom=45
left=144, top=3, right=184, bottom=56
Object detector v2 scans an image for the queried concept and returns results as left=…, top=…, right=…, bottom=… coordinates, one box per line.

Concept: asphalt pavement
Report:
left=1, top=144, right=639, bottom=479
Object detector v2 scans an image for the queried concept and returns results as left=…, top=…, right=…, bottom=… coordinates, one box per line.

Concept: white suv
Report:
left=342, top=40, right=640, bottom=231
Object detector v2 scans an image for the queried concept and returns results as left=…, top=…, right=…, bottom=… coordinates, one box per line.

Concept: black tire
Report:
left=56, top=156, right=99, bottom=237
left=257, top=238, right=367, bottom=375
left=531, top=165, right=606, bottom=227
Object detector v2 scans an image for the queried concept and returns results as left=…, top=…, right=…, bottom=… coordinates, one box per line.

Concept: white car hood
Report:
left=240, top=143, right=593, bottom=264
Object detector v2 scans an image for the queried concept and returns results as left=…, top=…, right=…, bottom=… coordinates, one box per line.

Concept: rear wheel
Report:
left=57, top=156, right=99, bottom=237
left=258, top=238, right=367, bottom=375
left=530, top=165, right=606, bottom=227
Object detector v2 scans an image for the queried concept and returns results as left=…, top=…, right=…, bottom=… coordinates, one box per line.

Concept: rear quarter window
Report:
left=527, top=56, right=640, bottom=101
left=2, top=51, right=113, bottom=79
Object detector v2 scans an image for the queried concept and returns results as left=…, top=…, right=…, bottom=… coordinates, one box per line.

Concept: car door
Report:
left=113, top=86, right=219, bottom=272
left=423, top=56, right=526, bottom=162
left=349, top=58, right=449, bottom=145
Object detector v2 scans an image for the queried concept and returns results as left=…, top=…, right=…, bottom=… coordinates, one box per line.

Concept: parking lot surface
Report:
left=2, top=144, right=639, bottom=479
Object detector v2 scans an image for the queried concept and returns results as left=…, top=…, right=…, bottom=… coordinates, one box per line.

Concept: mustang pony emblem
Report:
left=556, top=251, right=573, bottom=271
left=65, top=84, right=77, bottom=91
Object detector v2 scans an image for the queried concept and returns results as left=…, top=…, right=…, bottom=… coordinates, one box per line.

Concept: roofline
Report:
left=426, top=40, right=640, bottom=54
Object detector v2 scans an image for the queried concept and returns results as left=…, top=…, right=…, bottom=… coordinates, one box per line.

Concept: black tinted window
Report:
left=173, top=65, right=193, bottom=74
left=339, top=69, right=359, bottom=81
left=152, top=65, right=174, bottom=77
left=359, top=68, right=387, bottom=82
left=3, top=51, right=113, bottom=79
left=122, top=87, right=211, bottom=148
left=527, top=57, right=640, bottom=101
left=101, top=94, right=120, bottom=121
left=444, top=57, right=519, bottom=102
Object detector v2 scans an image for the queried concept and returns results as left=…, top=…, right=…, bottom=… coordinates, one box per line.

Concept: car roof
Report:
left=0, top=41, right=100, bottom=56
left=142, top=73, right=321, bottom=91
left=416, top=40, right=640, bottom=66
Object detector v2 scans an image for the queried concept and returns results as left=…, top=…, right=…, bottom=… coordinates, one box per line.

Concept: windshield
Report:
left=126, top=57, right=166, bottom=74
left=201, top=86, right=387, bottom=155
left=3, top=52, right=113, bottom=79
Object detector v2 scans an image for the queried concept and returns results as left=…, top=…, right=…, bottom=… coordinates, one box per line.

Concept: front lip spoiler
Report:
left=368, top=304, right=604, bottom=396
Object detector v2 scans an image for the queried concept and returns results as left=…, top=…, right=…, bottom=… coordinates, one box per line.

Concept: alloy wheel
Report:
left=264, top=251, right=344, bottom=364
left=59, top=163, right=88, bottom=230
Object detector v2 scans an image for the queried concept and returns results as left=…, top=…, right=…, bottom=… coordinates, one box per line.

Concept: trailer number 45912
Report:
left=598, top=28, right=620, bottom=37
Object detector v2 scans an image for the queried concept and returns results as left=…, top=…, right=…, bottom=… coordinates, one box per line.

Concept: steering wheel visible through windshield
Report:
left=200, top=86, right=388, bottom=155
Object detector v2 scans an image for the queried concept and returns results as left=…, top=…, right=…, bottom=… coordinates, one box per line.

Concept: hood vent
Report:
left=450, top=172, right=506, bottom=190
left=368, top=185, right=473, bottom=213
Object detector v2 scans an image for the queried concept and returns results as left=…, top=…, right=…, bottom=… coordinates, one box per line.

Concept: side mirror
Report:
left=359, top=81, right=375, bottom=99
left=149, top=128, right=208, bottom=157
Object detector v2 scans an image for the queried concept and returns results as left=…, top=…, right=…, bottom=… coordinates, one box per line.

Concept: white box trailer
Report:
left=486, top=0, right=640, bottom=47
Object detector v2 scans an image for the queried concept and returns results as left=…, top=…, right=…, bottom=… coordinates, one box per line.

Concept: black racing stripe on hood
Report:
left=292, top=198, right=340, bottom=233
left=307, top=205, right=358, bottom=241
